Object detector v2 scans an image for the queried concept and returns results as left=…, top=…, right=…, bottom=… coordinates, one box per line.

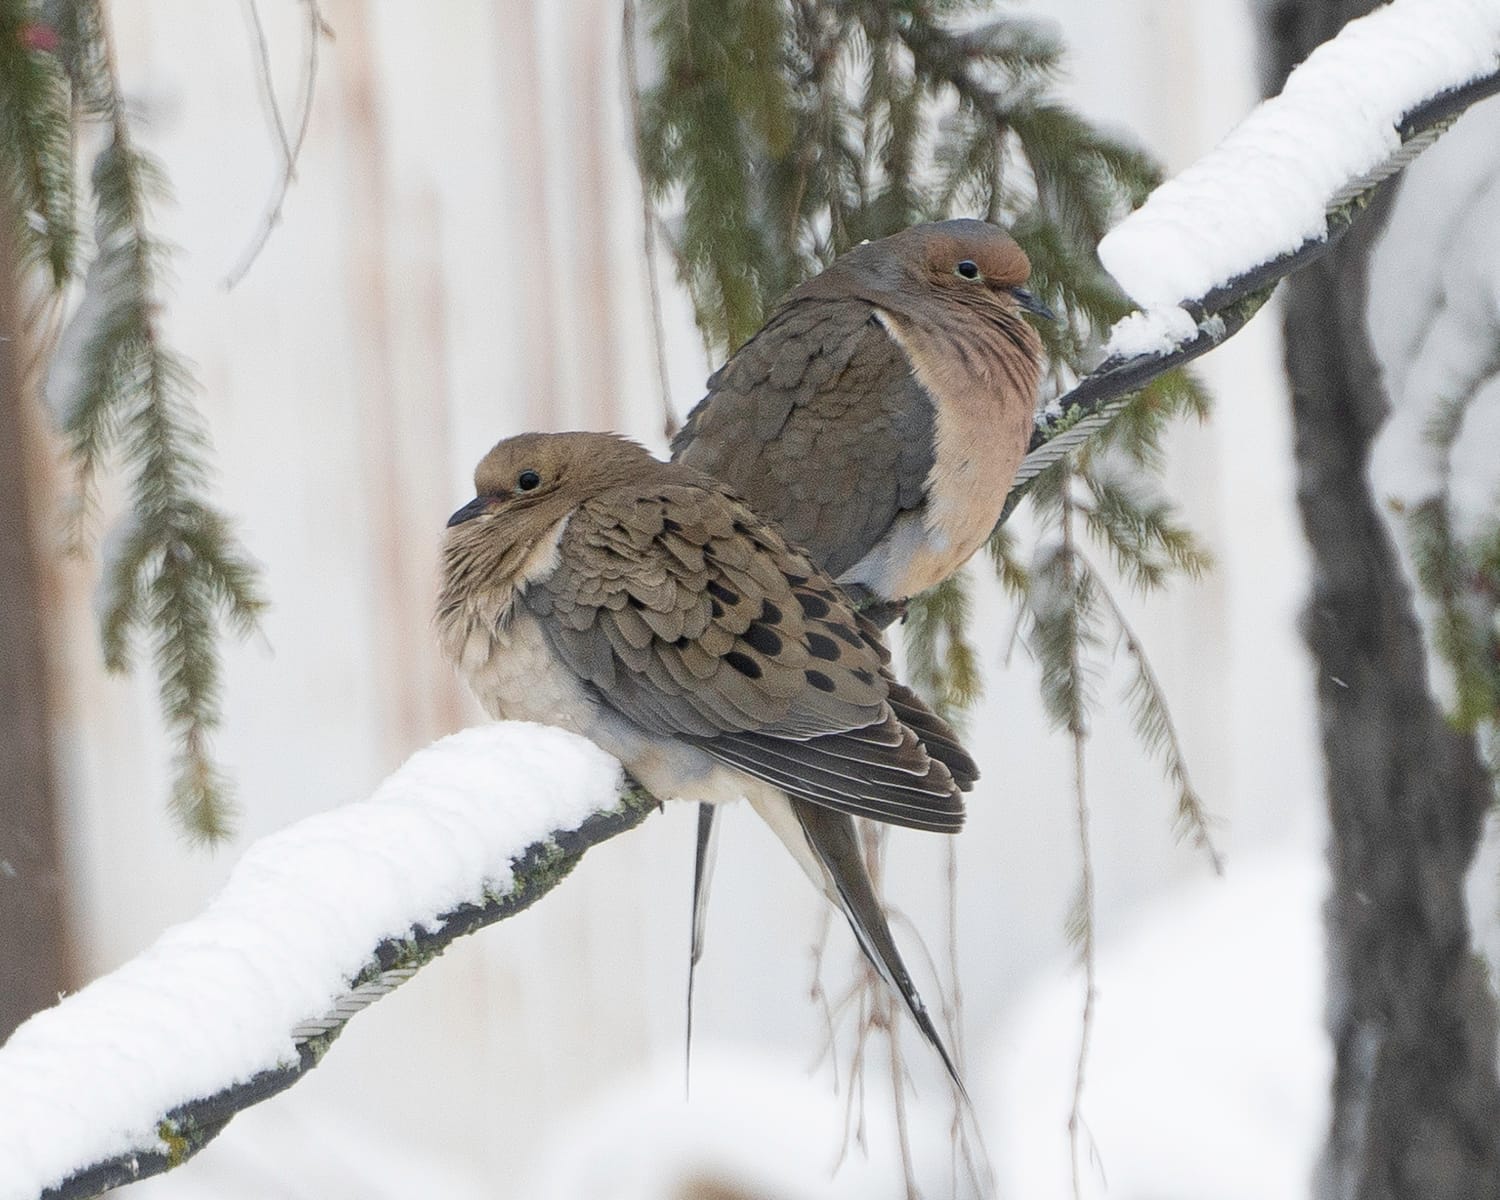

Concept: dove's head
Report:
left=454, top=429, right=652, bottom=515
left=816, top=219, right=1055, bottom=328
left=438, top=432, right=665, bottom=646
left=894, top=220, right=1054, bottom=322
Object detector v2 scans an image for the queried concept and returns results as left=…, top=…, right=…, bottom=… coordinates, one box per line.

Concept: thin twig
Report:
left=887, top=989, right=922, bottom=1200
left=865, top=823, right=923, bottom=1200
left=243, top=0, right=294, bottom=164
left=1060, top=478, right=1097, bottom=1200
left=943, top=837, right=994, bottom=1198
left=223, top=0, right=328, bottom=289
left=621, top=0, right=679, bottom=439
left=807, top=901, right=844, bottom=1093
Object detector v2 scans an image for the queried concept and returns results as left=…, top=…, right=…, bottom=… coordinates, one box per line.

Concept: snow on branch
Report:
left=1006, top=0, right=1500, bottom=506
left=0, top=725, right=655, bottom=1200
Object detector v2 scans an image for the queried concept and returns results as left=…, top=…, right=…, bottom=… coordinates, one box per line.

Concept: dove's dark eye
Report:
left=516, top=470, right=541, bottom=492
left=955, top=260, right=981, bottom=280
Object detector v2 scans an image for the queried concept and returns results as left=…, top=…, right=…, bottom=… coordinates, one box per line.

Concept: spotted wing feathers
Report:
left=524, top=480, right=972, bottom=831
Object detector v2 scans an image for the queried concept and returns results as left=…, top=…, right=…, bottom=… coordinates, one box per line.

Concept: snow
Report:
left=0, top=724, right=625, bottom=1200
left=1098, top=0, right=1500, bottom=312
left=1366, top=99, right=1500, bottom=711
left=984, top=854, right=1330, bottom=1200
left=1368, top=100, right=1500, bottom=537
left=518, top=1046, right=956, bottom=1200
left=1100, top=305, right=1200, bottom=361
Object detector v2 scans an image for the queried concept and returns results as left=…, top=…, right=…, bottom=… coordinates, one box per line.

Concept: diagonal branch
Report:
left=998, top=65, right=1500, bottom=529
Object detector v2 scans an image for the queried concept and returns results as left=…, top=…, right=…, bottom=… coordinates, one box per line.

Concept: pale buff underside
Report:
left=438, top=515, right=832, bottom=895
left=852, top=309, right=1035, bottom=598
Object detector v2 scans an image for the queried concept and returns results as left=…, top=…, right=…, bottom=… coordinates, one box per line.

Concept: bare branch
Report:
left=222, top=0, right=329, bottom=289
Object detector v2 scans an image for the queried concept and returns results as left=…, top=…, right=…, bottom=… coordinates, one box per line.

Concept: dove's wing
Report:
left=522, top=480, right=972, bottom=832
left=672, top=298, right=935, bottom=581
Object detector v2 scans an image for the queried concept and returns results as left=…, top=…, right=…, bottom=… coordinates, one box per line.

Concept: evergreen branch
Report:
left=1001, top=286, right=1273, bottom=524
left=622, top=0, right=679, bottom=438
left=1404, top=396, right=1500, bottom=732
left=0, top=0, right=77, bottom=285
left=904, top=570, right=982, bottom=727
left=1086, top=558, right=1224, bottom=871
left=985, top=522, right=1029, bottom=597
left=21, top=767, right=659, bottom=1200
left=1027, top=471, right=1103, bottom=734
left=1090, top=367, right=1212, bottom=473
left=45, top=6, right=267, bottom=841
left=1078, top=461, right=1212, bottom=592
left=638, top=0, right=796, bottom=351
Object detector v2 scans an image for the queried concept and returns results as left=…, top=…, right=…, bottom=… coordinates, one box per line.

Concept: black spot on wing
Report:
left=725, top=651, right=762, bottom=679
left=805, top=669, right=836, bottom=693
left=805, top=632, right=841, bottom=661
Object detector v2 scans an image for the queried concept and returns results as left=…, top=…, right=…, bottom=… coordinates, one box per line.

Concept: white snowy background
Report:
left=13, top=0, right=1499, bottom=1197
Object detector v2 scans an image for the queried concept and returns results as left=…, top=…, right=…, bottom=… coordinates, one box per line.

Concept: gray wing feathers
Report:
left=674, top=299, right=937, bottom=579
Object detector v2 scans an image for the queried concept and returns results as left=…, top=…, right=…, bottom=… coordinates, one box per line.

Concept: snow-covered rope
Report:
left=1008, top=0, right=1500, bottom=502
left=0, top=726, right=656, bottom=1200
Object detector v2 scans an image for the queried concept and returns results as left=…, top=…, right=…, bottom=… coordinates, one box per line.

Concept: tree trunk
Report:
left=1259, top=4, right=1500, bottom=1196
left=0, top=228, right=71, bottom=1041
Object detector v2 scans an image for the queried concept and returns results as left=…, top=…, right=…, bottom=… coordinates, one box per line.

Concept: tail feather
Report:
left=685, top=801, right=720, bottom=1094
left=884, top=680, right=980, bottom=790
left=790, top=797, right=969, bottom=1101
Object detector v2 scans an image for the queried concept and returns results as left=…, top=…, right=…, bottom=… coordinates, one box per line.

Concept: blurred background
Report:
left=5, top=1, right=1499, bottom=1197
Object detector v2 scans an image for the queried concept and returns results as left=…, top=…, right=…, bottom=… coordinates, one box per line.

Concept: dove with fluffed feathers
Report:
left=437, top=431, right=977, bottom=1092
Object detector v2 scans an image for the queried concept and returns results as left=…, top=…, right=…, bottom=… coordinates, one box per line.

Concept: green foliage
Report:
left=0, top=0, right=76, bottom=284
left=64, top=133, right=266, bottom=841
left=904, top=572, right=982, bottom=727
left=1405, top=398, right=1500, bottom=739
left=12, top=0, right=265, bottom=841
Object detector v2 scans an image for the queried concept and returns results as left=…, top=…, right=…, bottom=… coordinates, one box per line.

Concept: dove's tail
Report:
left=685, top=801, right=720, bottom=1094
left=790, top=797, right=969, bottom=1102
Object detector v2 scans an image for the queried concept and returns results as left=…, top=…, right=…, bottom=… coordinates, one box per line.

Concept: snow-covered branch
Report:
left=0, top=725, right=655, bottom=1200
left=1006, top=0, right=1500, bottom=508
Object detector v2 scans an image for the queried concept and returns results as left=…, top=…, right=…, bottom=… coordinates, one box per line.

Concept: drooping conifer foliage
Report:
left=1, top=0, right=264, bottom=841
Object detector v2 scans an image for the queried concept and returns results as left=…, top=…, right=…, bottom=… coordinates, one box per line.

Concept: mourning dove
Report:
left=672, top=217, right=1048, bottom=607
left=438, top=432, right=977, bottom=1090
left=672, top=219, right=1049, bottom=1055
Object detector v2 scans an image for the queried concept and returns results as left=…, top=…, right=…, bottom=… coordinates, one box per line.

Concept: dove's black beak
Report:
left=447, top=497, right=491, bottom=528
left=1010, top=287, right=1057, bottom=322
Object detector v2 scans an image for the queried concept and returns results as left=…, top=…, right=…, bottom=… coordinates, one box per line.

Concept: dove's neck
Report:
left=436, top=514, right=571, bottom=675
left=868, top=306, right=1040, bottom=596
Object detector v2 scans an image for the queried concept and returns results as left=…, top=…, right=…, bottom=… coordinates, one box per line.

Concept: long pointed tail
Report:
left=685, top=801, right=720, bottom=1093
left=790, top=798, right=968, bottom=1101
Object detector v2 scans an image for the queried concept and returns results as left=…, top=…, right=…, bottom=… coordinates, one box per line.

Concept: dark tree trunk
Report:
left=1260, top=4, right=1500, bottom=1197
left=0, top=225, right=71, bottom=1042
